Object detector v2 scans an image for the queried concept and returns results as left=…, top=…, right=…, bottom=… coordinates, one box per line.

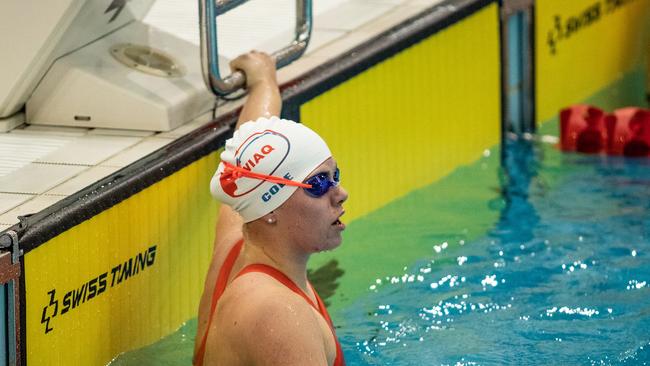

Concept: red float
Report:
left=559, top=105, right=650, bottom=157
left=606, top=107, right=650, bottom=157
left=559, top=104, right=607, bottom=153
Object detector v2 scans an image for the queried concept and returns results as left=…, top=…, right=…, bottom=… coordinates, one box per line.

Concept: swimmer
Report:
left=194, top=51, right=347, bottom=366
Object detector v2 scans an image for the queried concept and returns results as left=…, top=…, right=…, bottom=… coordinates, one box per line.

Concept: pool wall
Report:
left=24, top=154, right=220, bottom=365
left=535, top=0, right=650, bottom=124
left=1, top=0, right=648, bottom=364
left=301, top=3, right=501, bottom=228
left=300, top=2, right=501, bottom=312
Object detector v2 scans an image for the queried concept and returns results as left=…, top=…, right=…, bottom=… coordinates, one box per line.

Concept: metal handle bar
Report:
left=215, top=0, right=248, bottom=15
left=199, top=0, right=312, bottom=96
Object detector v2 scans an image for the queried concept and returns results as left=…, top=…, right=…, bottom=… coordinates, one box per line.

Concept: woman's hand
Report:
left=231, top=51, right=281, bottom=125
left=230, top=51, right=277, bottom=90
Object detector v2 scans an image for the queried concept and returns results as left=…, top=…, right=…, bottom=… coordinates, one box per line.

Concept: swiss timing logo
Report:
left=40, top=245, right=157, bottom=334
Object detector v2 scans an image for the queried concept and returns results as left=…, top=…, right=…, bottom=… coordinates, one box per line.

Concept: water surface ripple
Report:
left=340, top=139, right=650, bottom=365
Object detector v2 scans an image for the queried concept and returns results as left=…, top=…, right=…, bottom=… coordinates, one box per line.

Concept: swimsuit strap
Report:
left=235, top=264, right=346, bottom=366
left=235, top=264, right=320, bottom=311
left=194, top=239, right=244, bottom=366
left=311, top=287, right=345, bottom=366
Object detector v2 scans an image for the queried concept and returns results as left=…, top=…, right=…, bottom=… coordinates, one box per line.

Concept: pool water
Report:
left=111, top=134, right=650, bottom=365
left=338, top=137, right=650, bottom=365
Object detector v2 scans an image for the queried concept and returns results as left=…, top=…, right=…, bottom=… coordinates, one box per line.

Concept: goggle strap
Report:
left=221, top=162, right=312, bottom=188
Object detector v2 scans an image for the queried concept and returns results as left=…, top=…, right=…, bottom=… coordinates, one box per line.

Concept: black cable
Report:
left=219, top=88, right=248, bottom=102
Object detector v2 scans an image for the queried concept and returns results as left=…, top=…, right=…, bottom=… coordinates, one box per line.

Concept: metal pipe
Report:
left=200, top=0, right=312, bottom=96
left=215, top=0, right=248, bottom=15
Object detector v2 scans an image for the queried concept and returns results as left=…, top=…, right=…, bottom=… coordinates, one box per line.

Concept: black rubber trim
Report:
left=499, top=0, right=507, bottom=162
left=282, top=0, right=495, bottom=106
left=1, top=0, right=496, bottom=255
left=530, top=3, right=537, bottom=132
left=280, top=103, right=301, bottom=123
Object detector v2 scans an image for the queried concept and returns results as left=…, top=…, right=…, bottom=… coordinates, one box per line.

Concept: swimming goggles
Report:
left=302, top=168, right=340, bottom=197
left=221, top=162, right=340, bottom=198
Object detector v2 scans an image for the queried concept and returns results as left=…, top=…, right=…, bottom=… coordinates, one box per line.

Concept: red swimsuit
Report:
left=195, top=240, right=345, bottom=366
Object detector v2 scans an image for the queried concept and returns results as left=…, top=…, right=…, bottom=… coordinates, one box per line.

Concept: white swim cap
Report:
left=210, top=116, right=332, bottom=222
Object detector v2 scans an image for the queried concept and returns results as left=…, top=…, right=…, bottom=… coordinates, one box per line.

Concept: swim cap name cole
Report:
left=210, top=116, right=332, bottom=222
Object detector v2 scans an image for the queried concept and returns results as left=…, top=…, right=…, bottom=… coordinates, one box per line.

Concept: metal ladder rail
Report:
left=199, top=0, right=313, bottom=96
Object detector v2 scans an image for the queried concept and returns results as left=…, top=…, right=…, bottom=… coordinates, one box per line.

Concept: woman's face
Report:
left=275, top=157, right=348, bottom=253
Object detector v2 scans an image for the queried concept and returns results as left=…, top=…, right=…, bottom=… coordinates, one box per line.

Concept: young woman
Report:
left=194, top=51, right=347, bottom=366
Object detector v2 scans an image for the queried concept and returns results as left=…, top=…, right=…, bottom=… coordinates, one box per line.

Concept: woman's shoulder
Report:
left=219, top=272, right=318, bottom=324
left=221, top=270, right=301, bottom=307
left=215, top=276, right=328, bottom=363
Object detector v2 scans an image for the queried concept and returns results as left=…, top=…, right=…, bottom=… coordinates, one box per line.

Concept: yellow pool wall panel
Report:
left=301, top=3, right=501, bottom=223
left=24, top=152, right=220, bottom=366
left=536, top=0, right=650, bottom=124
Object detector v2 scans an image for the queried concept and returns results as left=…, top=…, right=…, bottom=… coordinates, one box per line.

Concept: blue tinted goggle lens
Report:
left=303, top=168, right=340, bottom=197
